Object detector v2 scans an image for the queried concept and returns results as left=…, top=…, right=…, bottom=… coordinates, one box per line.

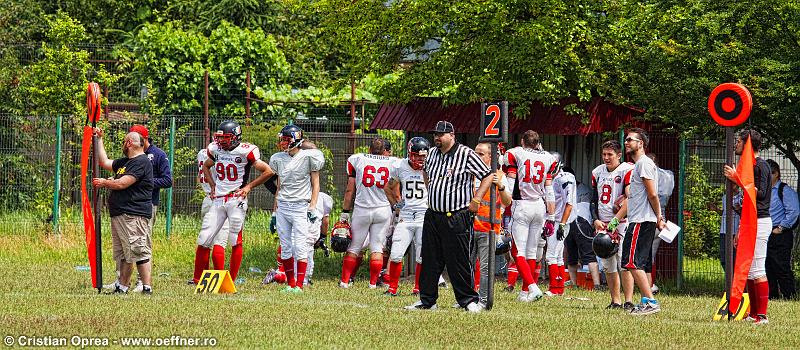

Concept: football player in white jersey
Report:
left=192, top=120, right=274, bottom=284
left=503, top=130, right=558, bottom=302
left=382, top=137, right=430, bottom=296
left=269, top=125, right=325, bottom=292
left=544, top=152, right=575, bottom=296
left=339, top=138, right=397, bottom=288
left=195, top=148, right=230, bottom=278
left=591, top=139, right=634, bottom=309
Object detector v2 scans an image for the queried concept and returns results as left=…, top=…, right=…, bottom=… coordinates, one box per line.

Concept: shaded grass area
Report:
left=2, top=212, right=800, bottom=349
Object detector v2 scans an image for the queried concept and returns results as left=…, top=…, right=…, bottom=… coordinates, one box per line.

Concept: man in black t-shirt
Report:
left=93, top=129, right=154, bottom=294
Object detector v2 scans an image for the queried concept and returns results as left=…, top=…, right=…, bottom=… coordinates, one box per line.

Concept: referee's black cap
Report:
left=431, top=120, right=455, bottom=134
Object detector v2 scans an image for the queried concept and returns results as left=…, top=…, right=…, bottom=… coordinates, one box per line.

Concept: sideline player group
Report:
left=180, top=119, right=768, bottom=319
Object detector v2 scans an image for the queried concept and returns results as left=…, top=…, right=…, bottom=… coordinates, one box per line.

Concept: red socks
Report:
left=507, top=261, right=519, bottom=288
left=532, top=260, right=542, bottom=284
left=341, top=255, right=358, bottom=284
left=756, top=280, right=769, bottom=317
left=548, top=264, right=564, bottom=294
left=413, top=263, right=422, bottom=292
left=229, top=244, right=243, bottom=281
left=282, top=257, right=296, bottom=288
left=388, top=261, right=403, bottom=294
left=515, top=256, right=534, bottom=290
left=527, top=259, right=538, bottom=284
left=747, top=280, right=757, bottom=318
left=193, top=246, right=211, bottom=283
left=211, top=245, right=225, bottom=270
left=369, top=258, right=383, bottom=285
left=296, top=260, right=308, bottom=289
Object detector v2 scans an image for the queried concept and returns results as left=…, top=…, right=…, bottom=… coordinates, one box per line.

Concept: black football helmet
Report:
left=214, top=120, right=242, bottom=150
left=495, top=235, right=512, bottom=255
left=330, top=221, right=353, bottom=253
left=592, top=232, right=619, bottom=259
left=279, top=124, right=304, bottom=151
left=407, top=137, right=431, bottom=170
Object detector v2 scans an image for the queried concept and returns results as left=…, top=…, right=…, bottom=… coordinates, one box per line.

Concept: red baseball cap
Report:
left=130, top=124, right=149, bottom=139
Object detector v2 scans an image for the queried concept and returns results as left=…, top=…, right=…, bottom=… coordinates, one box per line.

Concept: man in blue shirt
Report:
left=766, top=159, right=797, bottom=299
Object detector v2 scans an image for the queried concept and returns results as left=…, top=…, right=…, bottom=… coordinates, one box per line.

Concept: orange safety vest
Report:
left=473, top=188, right=503, bottom=233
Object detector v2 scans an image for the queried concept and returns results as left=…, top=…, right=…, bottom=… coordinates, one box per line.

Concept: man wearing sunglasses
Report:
left=622, top=128, right=664, bottom=315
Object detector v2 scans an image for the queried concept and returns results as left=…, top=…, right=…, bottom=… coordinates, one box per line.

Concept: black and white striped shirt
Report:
left=424, top=142, right=491, bottom=212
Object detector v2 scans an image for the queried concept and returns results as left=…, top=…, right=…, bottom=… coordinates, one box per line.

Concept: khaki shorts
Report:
left=112, top=214, right=153, bottom=263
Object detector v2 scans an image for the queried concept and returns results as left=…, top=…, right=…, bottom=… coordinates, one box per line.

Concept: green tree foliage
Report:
left=132, top=21, right=290, bottom=115
left=314, top=0, right=610, bottom=116
left=683, top=155, right=724, bottom=257
left=603, top=0, right=800, bottom=178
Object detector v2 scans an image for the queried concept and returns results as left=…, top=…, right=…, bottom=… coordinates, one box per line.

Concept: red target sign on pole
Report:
left=708, top=83, right=752, bottom=127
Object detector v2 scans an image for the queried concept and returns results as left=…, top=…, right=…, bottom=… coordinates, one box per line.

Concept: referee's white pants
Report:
left=347, top=205, right=393, bottom=254
left=510, top=199, right=546, bottom=260
left=197, top=196, right=246, bottom=248
left=749, top=217, right=772, bottom=280
left=545, top=224, right=569, bottom=265
left=276, top=201, right=313, bottom=261
left=389, top=212, right=424, bottom=263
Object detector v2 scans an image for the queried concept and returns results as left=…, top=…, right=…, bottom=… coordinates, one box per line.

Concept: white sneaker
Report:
left=103, top=280, right=120, bottom=290
left=131, top=280, right=144, bottom=293
left=544, top=291, right=558, bottom=297
left=465, top=301, right=485, bottom=313
left=368, top=284, right=378, bottom=289
left=338, top=281, right=350, bottom=289
left=517, top=291, right=530, bottom=302
left=526, top=284, right=543, bottom=302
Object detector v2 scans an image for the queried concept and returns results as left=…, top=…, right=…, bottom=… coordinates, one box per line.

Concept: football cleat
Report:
left=338, top=281, right=351, bottom=289
left=753, top=315, right=769, bottom=325
left=410, top=288, right=420, bottom=296
left=262, top=269, right=278, bottom=284
left=383, top=290, right=398, bottom=297
left=526, top=284, right=543, bottom=301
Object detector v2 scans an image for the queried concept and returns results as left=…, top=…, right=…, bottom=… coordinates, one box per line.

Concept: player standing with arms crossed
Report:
left=269, top=125, right=325, bottom=292
left=383, top=137, right=431, bottom=296
left=504, top=130, right=557, bottom=302
left=591, top=140, right=634, bottom=309
left=192, top=120, right=274, bottom=284
left=339, top=138, right=397, bottom=288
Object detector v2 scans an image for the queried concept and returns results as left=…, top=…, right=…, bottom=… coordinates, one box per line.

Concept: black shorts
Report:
left=621, top=222, right=656, bottom=271
left=565, top=217, right=597, bottom=266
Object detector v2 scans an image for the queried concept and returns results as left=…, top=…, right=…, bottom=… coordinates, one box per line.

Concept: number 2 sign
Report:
left=480, top=102, right=508, bottom=143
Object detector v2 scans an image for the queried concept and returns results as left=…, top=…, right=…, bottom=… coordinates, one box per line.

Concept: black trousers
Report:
left=420, top=208, right=479, bottom=308
left=766, top=230, right=796, bottom=299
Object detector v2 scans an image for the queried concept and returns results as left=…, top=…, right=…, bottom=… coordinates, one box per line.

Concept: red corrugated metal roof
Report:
left=371, top=96, right=646, bottom=135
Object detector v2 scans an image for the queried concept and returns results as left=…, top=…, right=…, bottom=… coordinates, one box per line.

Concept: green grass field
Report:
left=1, top=212, right=799, bottom=349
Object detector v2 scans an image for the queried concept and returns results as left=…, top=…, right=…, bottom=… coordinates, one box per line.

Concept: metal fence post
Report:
left=165, top=115, right=176, bottom=238
left=51, top=114, right=63, bottom=235
left=677, top=137, right=687, bottom=289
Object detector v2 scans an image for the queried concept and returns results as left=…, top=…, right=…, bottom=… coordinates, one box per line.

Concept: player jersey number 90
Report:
left=216, top=163, right=239, bottom=181
left=362, top=166, right=389, bottom=188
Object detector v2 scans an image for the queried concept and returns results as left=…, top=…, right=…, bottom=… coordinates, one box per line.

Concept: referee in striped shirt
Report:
left=405, top=121, right=493, bottom=312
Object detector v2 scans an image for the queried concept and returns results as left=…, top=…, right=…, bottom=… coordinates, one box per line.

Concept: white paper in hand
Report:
left=658, top=221, right=681, bottom=243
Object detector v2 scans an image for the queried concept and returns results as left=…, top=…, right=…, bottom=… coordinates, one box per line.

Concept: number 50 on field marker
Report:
left=194, top=270, right=237, bottom=294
